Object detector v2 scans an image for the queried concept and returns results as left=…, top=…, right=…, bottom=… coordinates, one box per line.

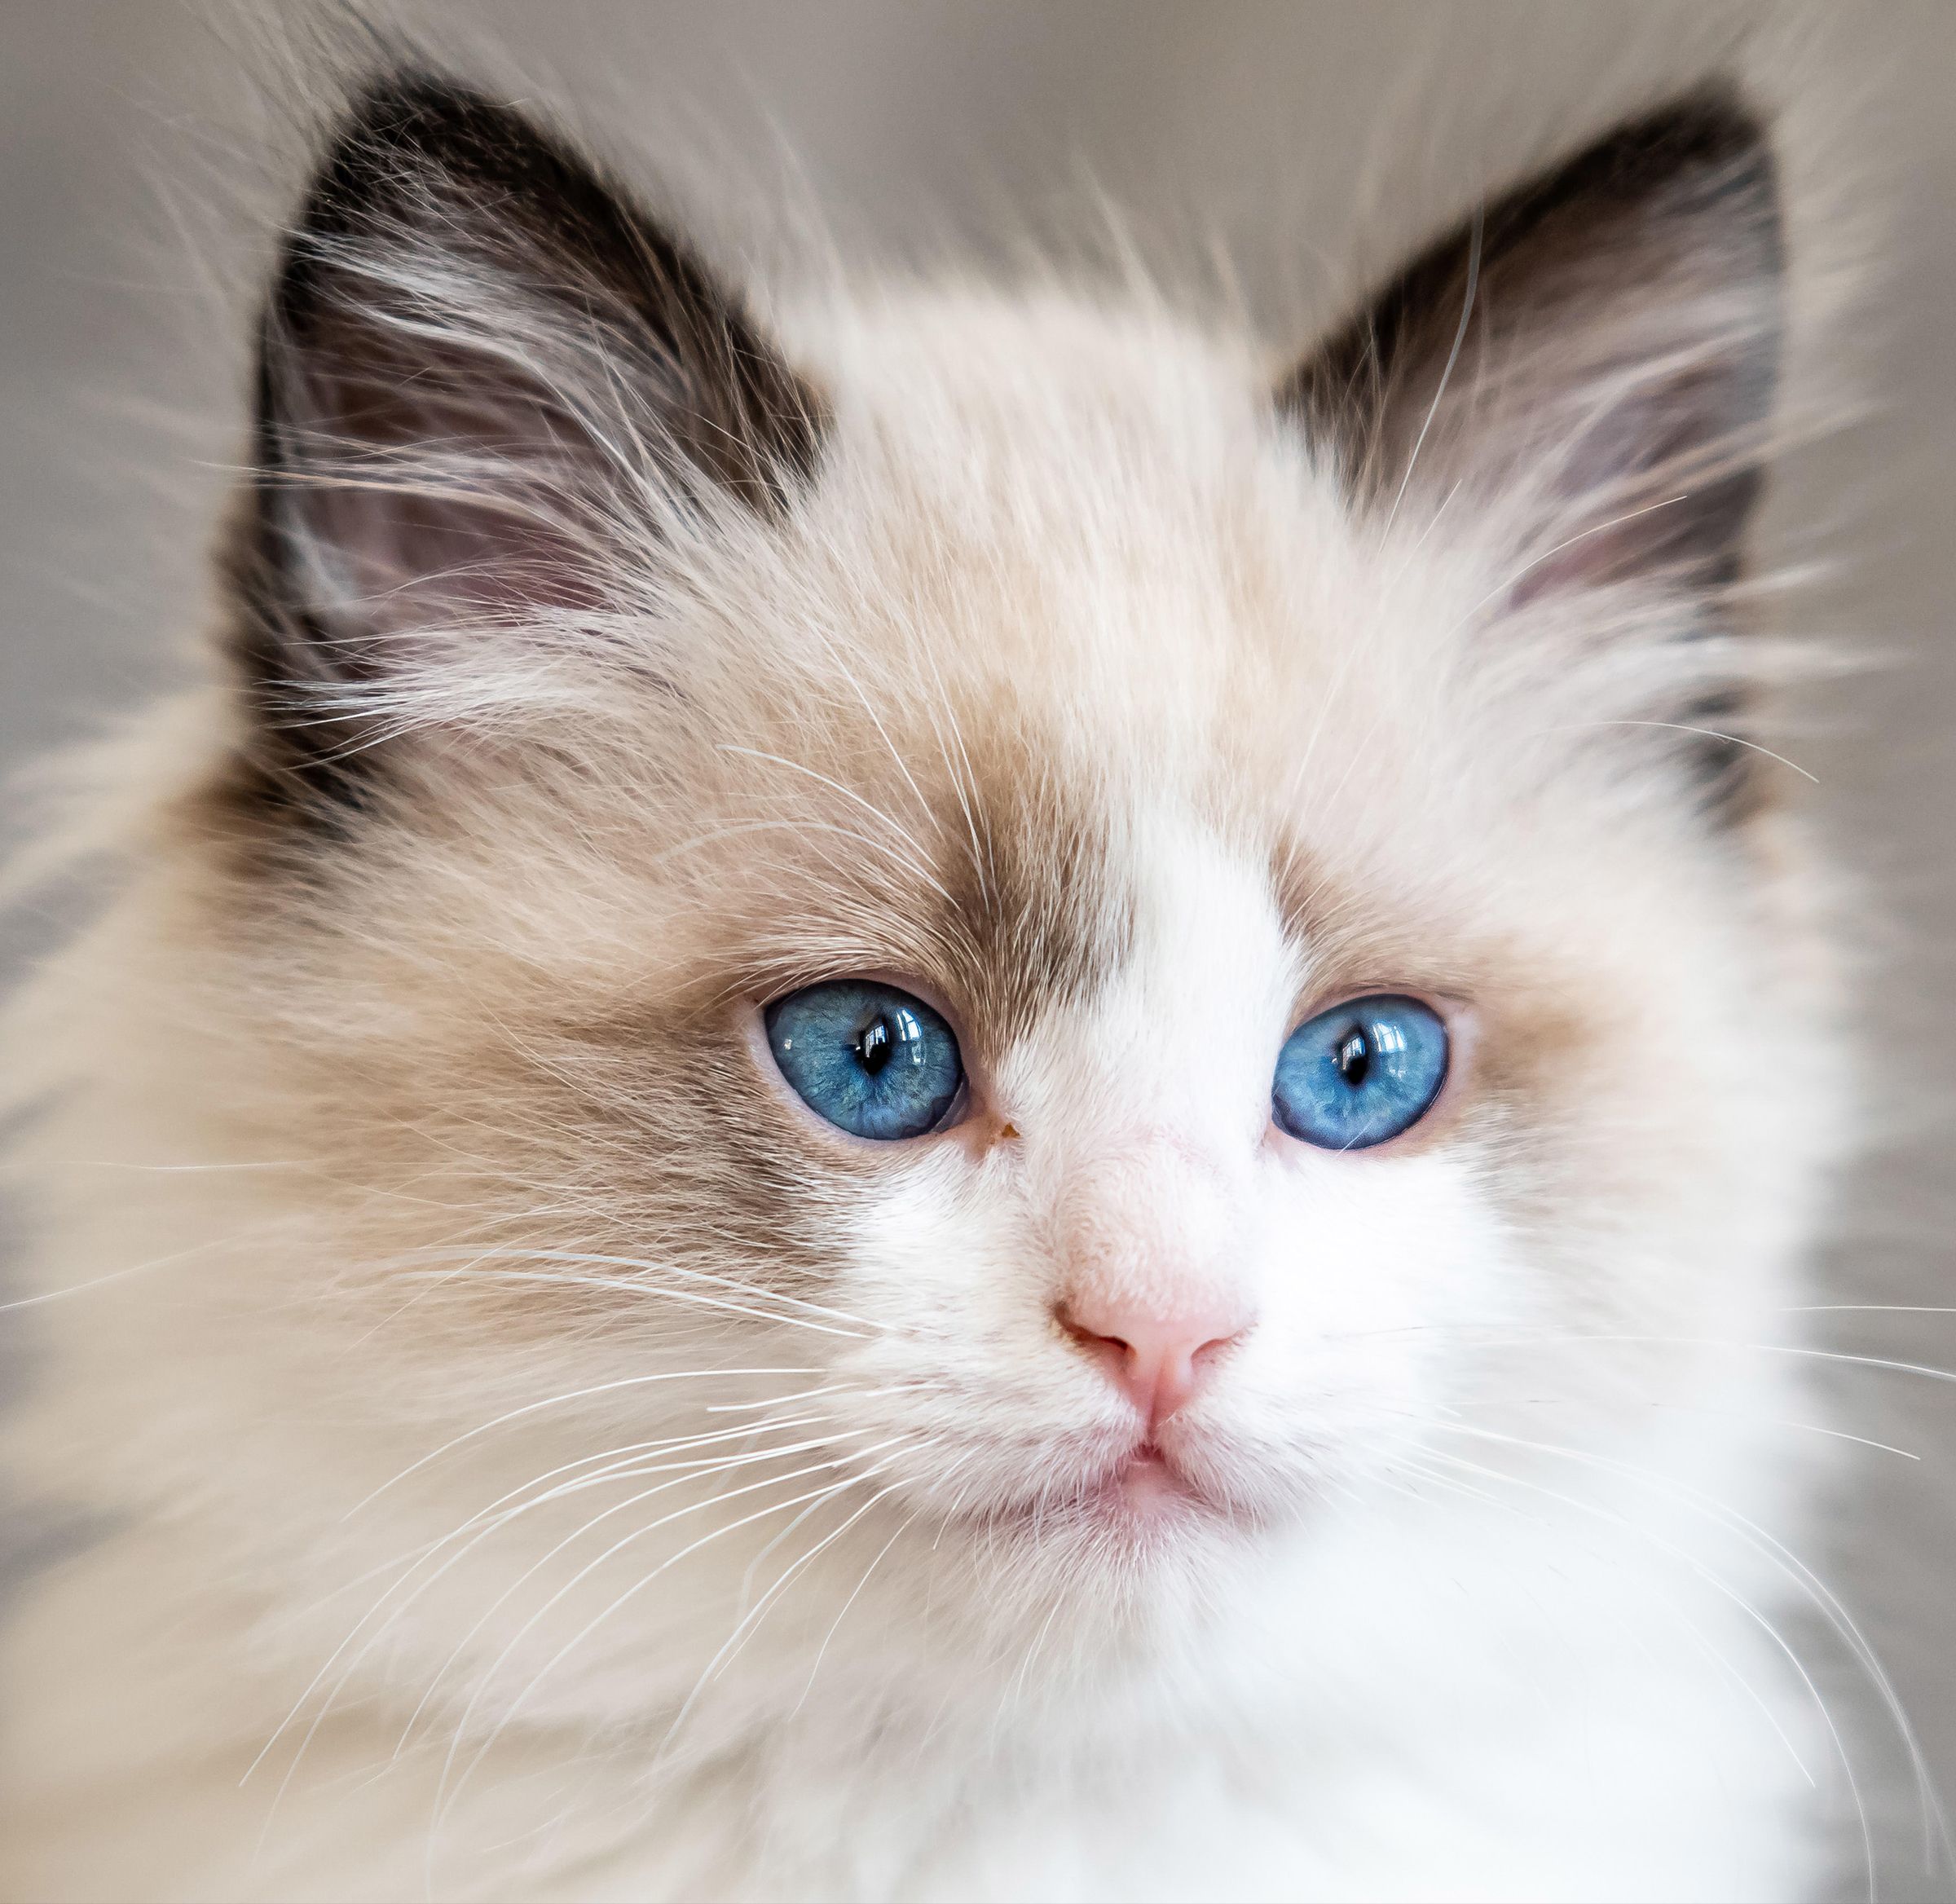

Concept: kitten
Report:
left=0, top=57, right=1855, bottom=1904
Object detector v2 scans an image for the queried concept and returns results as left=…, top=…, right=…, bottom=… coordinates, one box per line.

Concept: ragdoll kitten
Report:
left=1, top=60, right=1851, bottom=1904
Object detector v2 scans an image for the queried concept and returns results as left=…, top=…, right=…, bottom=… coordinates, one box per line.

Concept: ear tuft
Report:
left=230, top=69, right=825, bottom=810
left=1279, top=83, right=1787, bottom=821
left=1281, top=83, right=1782, bottom=596
left=266, top=72, right=824, bottom=514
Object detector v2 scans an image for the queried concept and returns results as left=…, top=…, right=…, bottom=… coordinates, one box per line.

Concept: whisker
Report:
left=1496, top=1395, right=1923, bottom=1464
left=1346, top=1320, right=1956, bottom=1391
left=788, top=1508, right=918, bottom=1719
left=655, top=1469, right=919, bottom=1765
left=247, top=1406, right=845, bottom=1790
left=1778, top=1304, right=1956, bottom=1316
left=1416, top=1441, right=1857, bottom=1852
left=396, top=1241, right=888, bottom=1332
left=386, top=1421, right=879, bottom=1738
left=433, top=1435, right=919, bottom=1838
left=1393, top=1443, right=1820, bottom=1793
left=1553, top=719, right=1817, bottom=784
left=1434, top=1415, right=1949, bottom=1880
left=397, top=1265, right=875, bottom=1339
left=342, top=1367, right=825, bottom=1519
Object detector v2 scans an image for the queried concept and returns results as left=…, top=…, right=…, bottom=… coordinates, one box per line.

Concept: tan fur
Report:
left=0, top=71, right=1859, bottom=1904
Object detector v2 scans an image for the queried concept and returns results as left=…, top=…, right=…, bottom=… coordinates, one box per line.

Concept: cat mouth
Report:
left=1019, top=1437, right=1228, bottom=1531
left=938, top=1426, right=1252, bottom=1540
left=1105, top=1442, right=1197, bottom=1507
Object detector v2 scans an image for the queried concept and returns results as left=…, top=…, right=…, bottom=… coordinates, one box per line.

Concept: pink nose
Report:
left=1055, top=1292, right=1247, bottom=1430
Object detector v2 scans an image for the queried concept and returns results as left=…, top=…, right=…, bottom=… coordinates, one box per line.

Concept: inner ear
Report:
left=231, top=69, right=825, bottom=806
left=1279, top=85, right=1783, bottom=602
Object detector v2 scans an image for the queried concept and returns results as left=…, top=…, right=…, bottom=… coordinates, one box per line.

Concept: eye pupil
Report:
left=858, top=1016, right=893, bottom=1076
left=1337, top=1029, right=1370, bottom=1088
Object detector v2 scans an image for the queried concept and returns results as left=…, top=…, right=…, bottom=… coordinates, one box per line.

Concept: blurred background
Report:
left=2, top=3, right=1952, bottom=1892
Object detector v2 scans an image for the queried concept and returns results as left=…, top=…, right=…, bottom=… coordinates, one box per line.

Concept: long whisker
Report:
left=397, top=1265, right=875, bottom=1339
left=788, top=1508, right=918, bottom=1719
left=432, top=1435, right=919, bottom=1839
left=248, top=1410, right=846, bottom=1796
left=1346, top=1320, right=1956, bottom=1391
left=1491, top=1393, right=1923, bottom=1464
left=1415, top=1439, right=1870, bottom=1881
left=1778, top=1304, right=1956, bottom=1316
left=654, top=1472, right=917, bottom=1765
left=0, top=1213, right=300, bottom=1312
left=342, top=1367, right=825, bottom=1519
left=1553, top=719, right=1817, bottom=783
left=1433, top=1415, right=1950, bottom=1879
left=394, top=1241, right=887, bottom=1333
left=381, top=1433, right=850, bottom=1762
left=1393, top=1442, right=1821, bottom=1796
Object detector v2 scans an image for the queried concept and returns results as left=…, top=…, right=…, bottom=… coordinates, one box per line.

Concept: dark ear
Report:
left=1280, top=86, right=1782, bottom=609
left=231, top=71, right=824, bottom=804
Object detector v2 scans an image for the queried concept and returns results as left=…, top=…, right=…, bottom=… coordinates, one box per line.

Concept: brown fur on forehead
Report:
left=928, top=729, right=1136, bottom=1057
left=599, top=704, right=1137, bottom=1066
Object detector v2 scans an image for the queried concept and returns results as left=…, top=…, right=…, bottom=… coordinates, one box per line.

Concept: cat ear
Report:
left=231, top=71, right=823, bottom=797
left=1280, top=86, right=1782, bottom=609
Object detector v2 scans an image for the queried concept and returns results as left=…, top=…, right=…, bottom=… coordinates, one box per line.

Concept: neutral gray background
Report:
left=3, top=3, right=1953, bottom=1892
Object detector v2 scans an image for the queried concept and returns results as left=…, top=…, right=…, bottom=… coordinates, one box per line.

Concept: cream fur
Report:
left=0, top=69, right=1871, bottom=1904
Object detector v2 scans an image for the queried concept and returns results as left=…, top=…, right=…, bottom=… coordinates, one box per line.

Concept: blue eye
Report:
left=1272, top=994, right=1449, bottom=1152
left=765, top=980, right=965, bottom=1141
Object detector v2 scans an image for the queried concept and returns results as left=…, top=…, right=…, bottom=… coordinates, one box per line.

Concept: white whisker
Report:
left=341, top=1367, right=824, bottom=1520
left=433, top=1434, right=919, bottom=1838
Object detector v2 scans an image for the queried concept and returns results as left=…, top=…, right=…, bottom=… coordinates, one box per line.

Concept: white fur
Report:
left=0, top=88, right=1860, bottom=1904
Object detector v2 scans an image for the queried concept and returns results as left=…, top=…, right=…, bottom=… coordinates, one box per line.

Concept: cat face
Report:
left=112, top=73, right=1829, bottom=1699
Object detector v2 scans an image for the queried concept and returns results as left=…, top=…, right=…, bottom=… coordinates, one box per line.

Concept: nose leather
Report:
left=1055, top=1292, right=1245, bottom=1429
